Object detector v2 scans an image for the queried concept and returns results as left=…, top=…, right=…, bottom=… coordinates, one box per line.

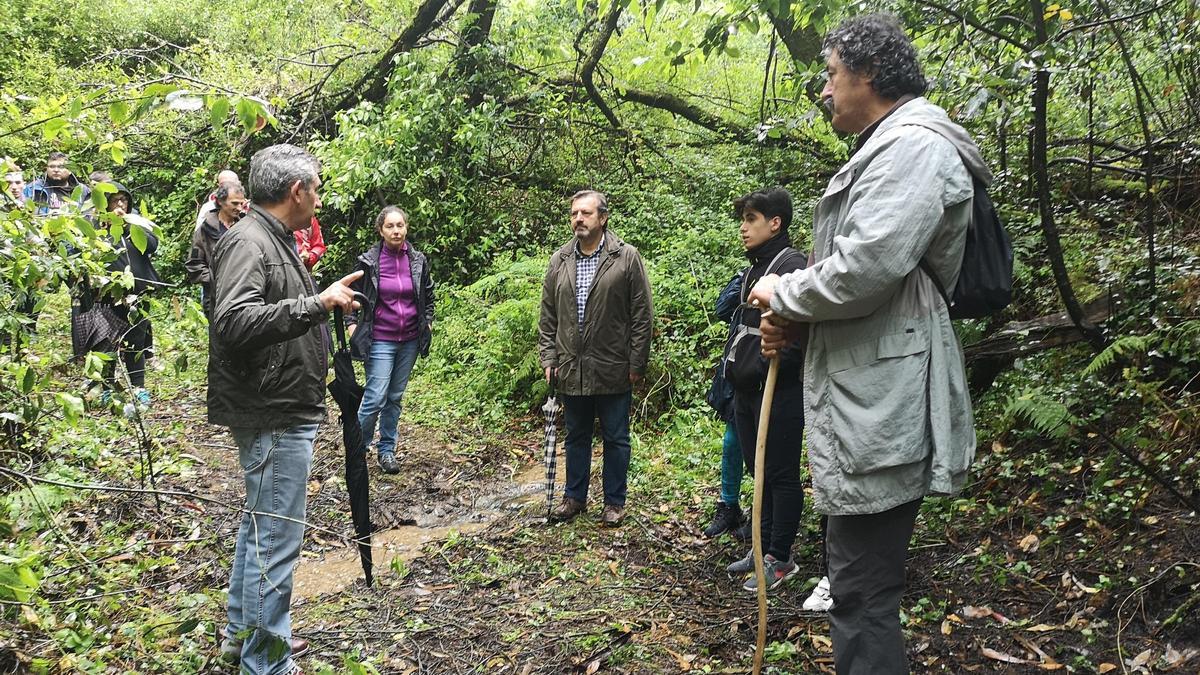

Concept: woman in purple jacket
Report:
left=347, top=206, right=436, bottom=474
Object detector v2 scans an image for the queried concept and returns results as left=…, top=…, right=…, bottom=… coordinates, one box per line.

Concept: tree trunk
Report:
left=1030, top=0, right=1105, bottom=349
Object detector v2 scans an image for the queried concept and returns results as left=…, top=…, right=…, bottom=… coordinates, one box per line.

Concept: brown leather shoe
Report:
left=551, top=497, right=586, bottom=521
left=600, top=504, right=624, bottom=527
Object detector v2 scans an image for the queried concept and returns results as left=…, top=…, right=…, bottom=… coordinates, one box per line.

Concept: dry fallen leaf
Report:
left=960, top=605, right=992, bottom=619
left=1019, top=533, right=1040, bottom=553
left=1127, top=649, right=1153, bottom=670
left=1027, top=624, right=1060, bottom=632
left=1097, top=664, right=1117, bottom=673
left=981, top=646, right=1029, bottom=664
left=665, top=648, right=694, bottom=671
left=941, top=619, right=953, bottom=636
left=585, top=657, right=602, bottom=674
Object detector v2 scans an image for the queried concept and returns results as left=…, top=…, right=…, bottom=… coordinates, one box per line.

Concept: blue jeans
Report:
left=226, top=424, right=318, bottom=675
left=562, top=391, right=632, bottom=507
left=358, top=339, right=419, bottom=457
left=719, top=421, right=743, bottom=506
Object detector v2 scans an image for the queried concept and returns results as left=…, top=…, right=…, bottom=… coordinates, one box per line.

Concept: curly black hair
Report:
left=823, top=13, right=927, bottom=100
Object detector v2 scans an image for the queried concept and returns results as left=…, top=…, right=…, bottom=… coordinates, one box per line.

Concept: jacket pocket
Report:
left=257, top=342, right=289, bottom=393
left=826, top=330, right=930, bottom=475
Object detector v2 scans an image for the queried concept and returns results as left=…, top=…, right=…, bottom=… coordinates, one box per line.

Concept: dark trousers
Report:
left=827, top=498, right=922, bottom=675
left=562, top=391, right=632, bottom=507
left=733, top=384, right=804, bottom=561
left=104, top=312, right=152, bottom=388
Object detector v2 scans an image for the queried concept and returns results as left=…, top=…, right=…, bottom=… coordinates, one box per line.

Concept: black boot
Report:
left=732, top=514, right=753, bottom=541
left=703, top=501, right=743, bottom=537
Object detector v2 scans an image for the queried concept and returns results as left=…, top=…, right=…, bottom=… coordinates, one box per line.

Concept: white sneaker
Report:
left=802, top=575, right=833, bottom=611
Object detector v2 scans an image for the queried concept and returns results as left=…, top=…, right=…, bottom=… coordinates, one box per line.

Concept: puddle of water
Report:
left=293, top=521, right=489, bottom=600
left=293, top=450, right=562, bottom=601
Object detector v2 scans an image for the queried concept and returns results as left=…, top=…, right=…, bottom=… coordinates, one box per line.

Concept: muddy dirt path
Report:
left=176, top=392, right=560, bottom=602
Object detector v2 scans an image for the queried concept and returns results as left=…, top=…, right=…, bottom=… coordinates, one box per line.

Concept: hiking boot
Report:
left=726, top=549, right=756, bottom=575
left=702, top=501, right=743, bottom=537
left=802, top=575, right=834, bottom=611
left=600, top=504, right=625, bottom=527
left=551, top=497, right=586, bottom=522
left=732, top=517, right=753, bottom=542
left=378, top=451, right=400, bottom=475
left=741, top=554, right=798, bottom=593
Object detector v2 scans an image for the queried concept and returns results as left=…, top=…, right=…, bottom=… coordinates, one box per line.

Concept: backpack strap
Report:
left=918, top=258, right=951, bottom=308
left=740, top=246, right=803, bottom=304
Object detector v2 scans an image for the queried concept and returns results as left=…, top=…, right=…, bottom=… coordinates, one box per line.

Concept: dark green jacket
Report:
left=207, top=204, right=329, bottom=428
left=538, top=231, right=654, bottom=396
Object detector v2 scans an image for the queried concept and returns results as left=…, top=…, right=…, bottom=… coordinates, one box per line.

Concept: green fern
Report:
left=1083, top=334, right=1151, bottom=376
left=1083, top=320, right=1200, bottom=376
left=1005, top=388, right=1075, bottom=439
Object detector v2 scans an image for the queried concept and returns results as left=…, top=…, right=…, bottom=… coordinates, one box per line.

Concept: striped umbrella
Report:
left=542, top=375, right=560, bottom=517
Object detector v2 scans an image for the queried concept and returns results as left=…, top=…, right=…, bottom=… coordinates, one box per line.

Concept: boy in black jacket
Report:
left=720, top=187, right=808, bottom=592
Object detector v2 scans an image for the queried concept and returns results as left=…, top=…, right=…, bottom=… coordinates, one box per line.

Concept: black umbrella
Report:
left=328, top=297, right=373, bottom=586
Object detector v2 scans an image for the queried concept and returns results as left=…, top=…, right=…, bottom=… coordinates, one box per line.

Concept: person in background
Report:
left=721, top=187, right=808, bottom=594
left=4, top=164, right=26, bottom=208
left=24, top=151, right=90, bottom=214
left=194, top=169, right=240, bottom=229
left=186, top=181, right=247, bottom=317
left=701, top=270, right=749, bottom=539
left=346, top=206, right=435, bottom=474
left=208, top=144, right=360, bottom=675
left=293, top=216, right=326, bottom=271
left=539, top=190, right=654, bottom=527
left=2, top=163, right=31, bottom=346
left=70, top=182, right=159, bottom=407
left=750, top=14, right=985, bottom=672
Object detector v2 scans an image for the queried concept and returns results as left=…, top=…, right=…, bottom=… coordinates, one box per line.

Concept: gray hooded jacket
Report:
left=770, top=97, right=988, bottom=515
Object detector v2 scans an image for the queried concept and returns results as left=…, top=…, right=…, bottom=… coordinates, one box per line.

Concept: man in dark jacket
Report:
left=208, top=144, right=360, bottom=675
left=23, top=152, right=89, bottom=214
left=186, top=180, right=246, bottom=317
left=721, top=187, right=809, bottom=593
left=539, top=190, right=653, bottom=527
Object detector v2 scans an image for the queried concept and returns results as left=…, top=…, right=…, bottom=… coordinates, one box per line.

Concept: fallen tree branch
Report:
left=964, top=293, right=1116, bottom=362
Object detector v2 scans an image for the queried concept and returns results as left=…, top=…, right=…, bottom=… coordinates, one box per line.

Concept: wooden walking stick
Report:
left=751, top=304, right=781, bottom=675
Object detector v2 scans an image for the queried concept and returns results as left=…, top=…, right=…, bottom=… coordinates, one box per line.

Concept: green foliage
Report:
left=410, top=254, right=547, bottom=425
left=313, top=53, right=514, bottom=281
left=1004, top=387, right=1076, bottom=440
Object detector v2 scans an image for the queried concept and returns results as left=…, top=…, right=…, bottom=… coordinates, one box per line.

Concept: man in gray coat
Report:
left=539, top=190, right=653, bottom=527
left=750, top=14, right=987, bottom=674
left=209, top=144, right=361, bottom=675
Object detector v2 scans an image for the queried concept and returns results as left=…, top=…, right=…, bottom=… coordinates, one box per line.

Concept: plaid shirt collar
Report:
left=573, top=233, right=605, bottom=259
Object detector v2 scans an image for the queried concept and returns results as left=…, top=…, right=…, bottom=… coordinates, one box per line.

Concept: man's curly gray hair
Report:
left=823, top=13, right=928, bottom=100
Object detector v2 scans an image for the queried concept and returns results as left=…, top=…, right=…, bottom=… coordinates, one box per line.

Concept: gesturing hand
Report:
left=320, top=270, right=363, bottom=313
